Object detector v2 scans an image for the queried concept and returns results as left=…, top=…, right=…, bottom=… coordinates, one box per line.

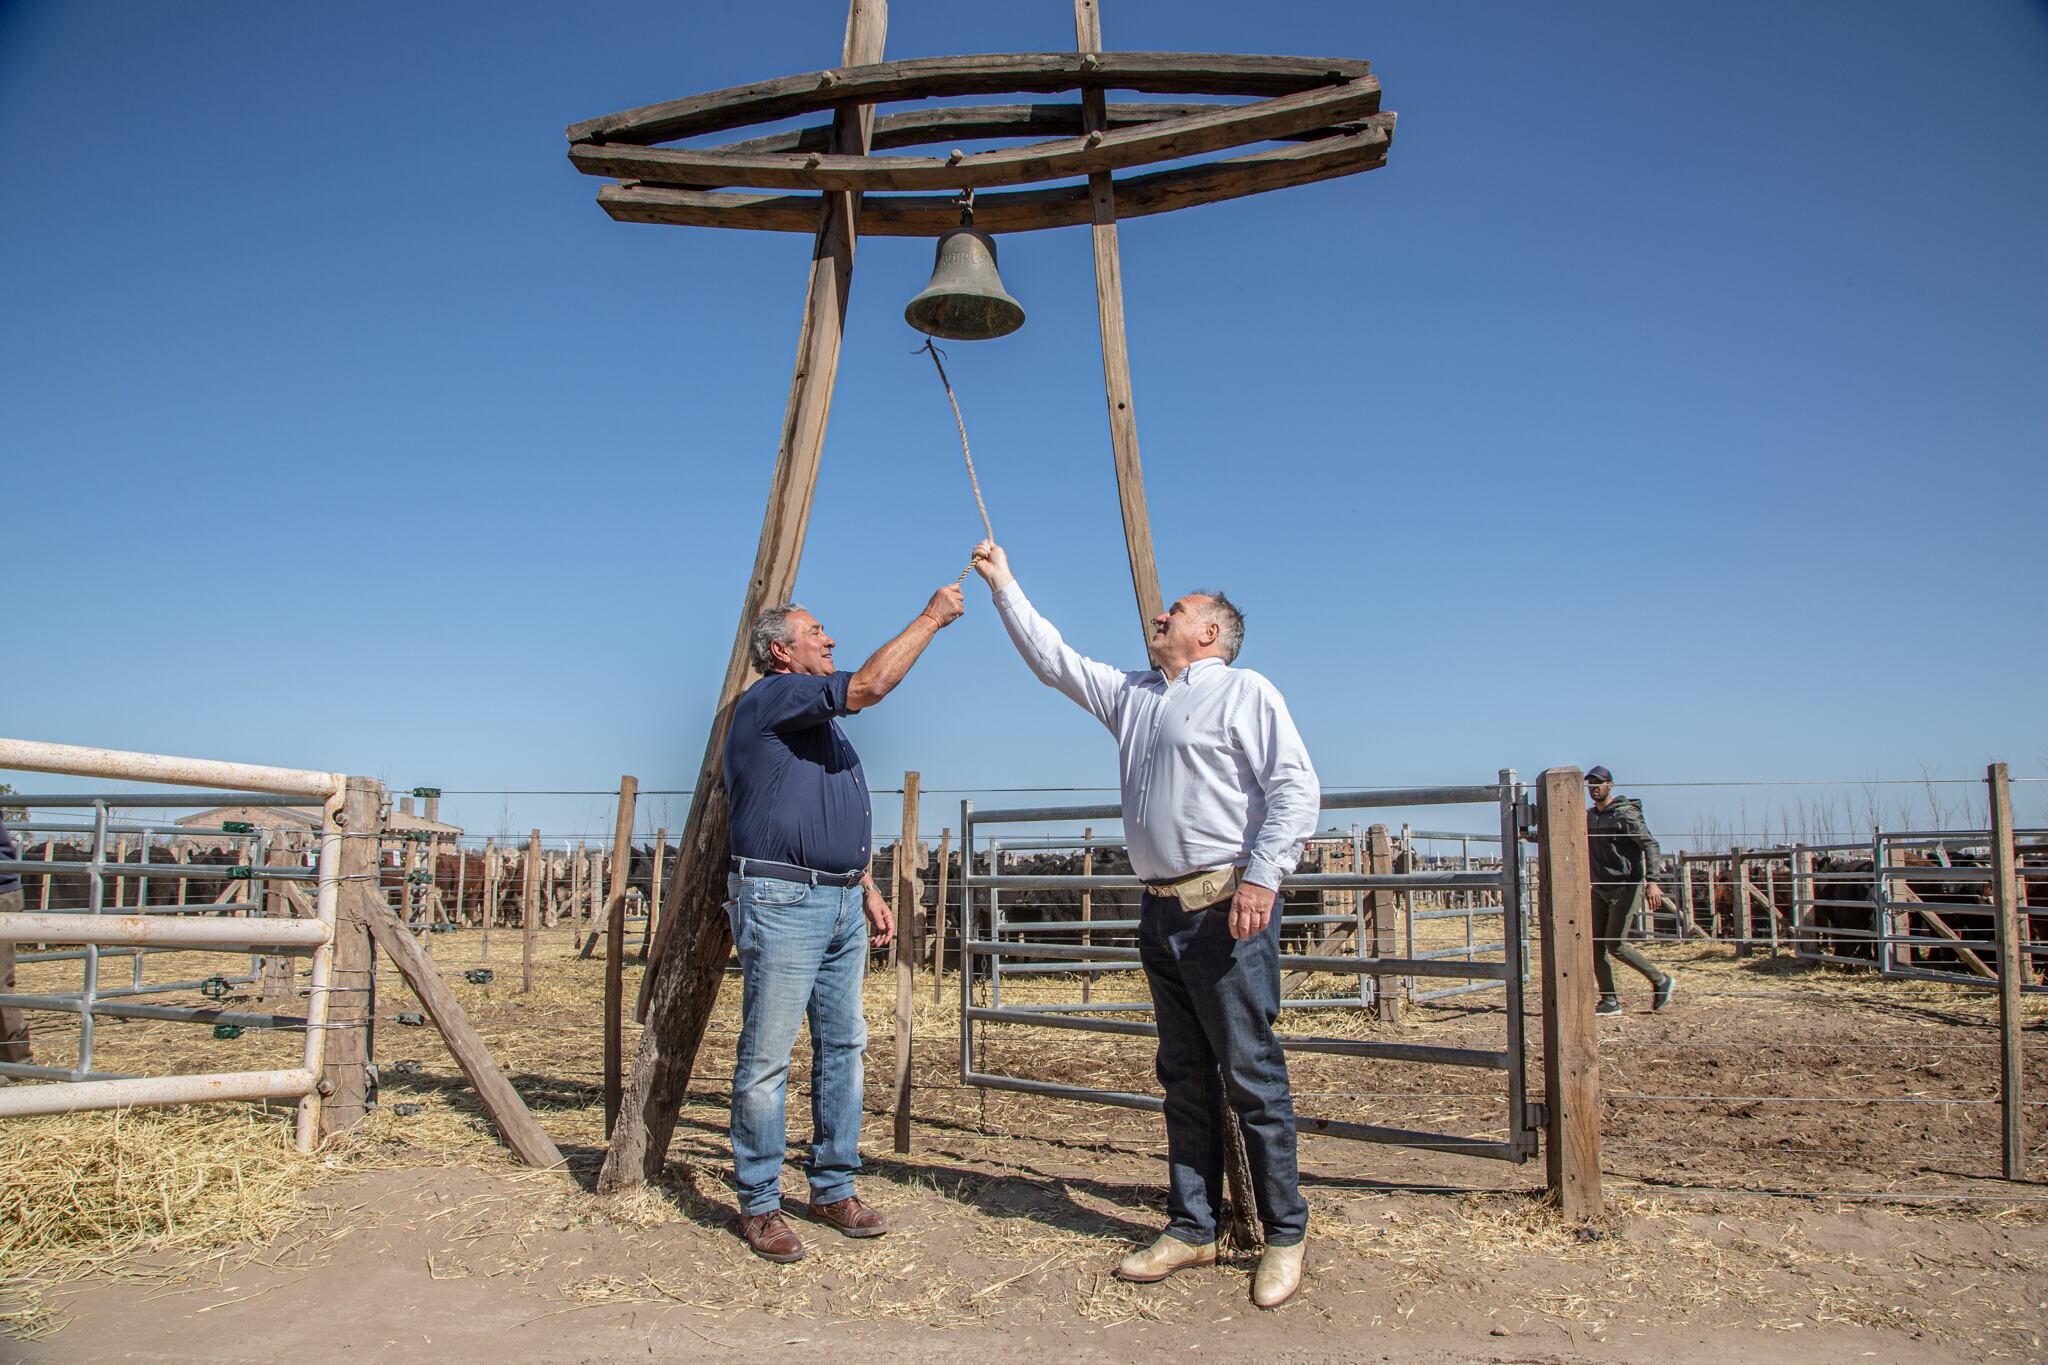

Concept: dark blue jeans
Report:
left=1137, top=889, right=1307, bottom=1247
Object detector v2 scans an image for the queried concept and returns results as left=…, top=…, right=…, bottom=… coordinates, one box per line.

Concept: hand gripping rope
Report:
left=917, top=339, right=994, bottom=585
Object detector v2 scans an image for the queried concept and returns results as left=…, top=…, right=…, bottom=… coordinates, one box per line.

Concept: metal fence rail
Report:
left=0, top=739, right=346, bottom=1150
left=1651, top=828, right=2046, bottom=994
left=957, top=772, right=1541, bottom=1163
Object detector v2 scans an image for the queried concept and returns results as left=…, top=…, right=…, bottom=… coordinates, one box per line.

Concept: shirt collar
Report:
left=1160, top=655, right=1229, bottom=686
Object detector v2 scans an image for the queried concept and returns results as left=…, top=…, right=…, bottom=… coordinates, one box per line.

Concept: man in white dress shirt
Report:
left=970, top=539, right=1320, bottom=1310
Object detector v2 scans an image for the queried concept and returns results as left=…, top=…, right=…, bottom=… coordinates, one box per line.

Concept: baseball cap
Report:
left=1585, top=765, right=1613, bottom=784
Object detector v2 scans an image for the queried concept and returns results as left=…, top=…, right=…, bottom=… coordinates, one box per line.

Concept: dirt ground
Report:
left=6, top=929, right=2047, bottom=1363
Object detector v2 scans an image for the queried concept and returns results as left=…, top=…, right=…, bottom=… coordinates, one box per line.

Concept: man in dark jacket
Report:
left=0, top=813, right=30, bottom=1066
left=1585, top=766, right=1675, bottom=1016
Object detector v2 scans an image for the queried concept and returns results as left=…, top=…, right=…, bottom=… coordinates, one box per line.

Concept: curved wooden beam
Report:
left=714, top=102, right=1225, bottom=155
left=569, top=77, right=1379, bottom=193
left=566, top=51, right=1371, bottom=147
left=595, top=116, right=1392, bottom=235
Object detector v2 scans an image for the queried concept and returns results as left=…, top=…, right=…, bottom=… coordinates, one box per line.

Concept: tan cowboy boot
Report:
left=1251, top=1239, right=1305, bottom=1309
left=1114, top=1232, right=1217, bottom=1283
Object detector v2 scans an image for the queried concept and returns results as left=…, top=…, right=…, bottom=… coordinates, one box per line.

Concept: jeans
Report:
left=726, top=873, right=869, bottom=1216
left=1137, top=889, right=1307, bottom=1247
left=1591, top=882, right=1665, bottom=998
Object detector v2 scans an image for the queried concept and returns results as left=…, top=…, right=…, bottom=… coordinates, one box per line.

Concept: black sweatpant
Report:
left=1591, top=882, right=1665, bottom=999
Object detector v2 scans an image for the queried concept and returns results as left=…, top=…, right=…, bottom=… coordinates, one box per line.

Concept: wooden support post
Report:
left=1790, top=846, right=1814, bottom=953
left=400, top=835, right=419, bottom=928
left=481, top=839, right=497, bottom=961
left=1536, top=767, right=1602, bottom=1221
left=569, top=842, right=585, bottom=948
left=1762, top=857, right=1780, bottom=952
left=602, top=777, right=639, bottom=1136
left=1989, top=762, right=2026, bottom=1181
left=455, top=838, right=467, bottom=924
left=358, top=893, right=566, bottom=1171
left=640, top=827, right=667, bottom=959
left=894, top=771, right=920, bottom=1154
left=1073, top=0, right=1161, bottom=634
left=1731, top=848, right=1751, bottom=958
left=1677, top=853, right=1697, bottom=939
left=1080, top=826, right=1094, bottom=1004
left=1367, top=824, right=1400, bottom=1022
left=260, top=835, right=295, bottom=1005
left=931, top=827, right=951, bottom=1004
left=522, top=829, right=541, bottom=993
left=112, top=836, right=128, bottom=910
left=319, top=777, right=382, bottom=1142
left=601, top=0, right=891, bottom=1195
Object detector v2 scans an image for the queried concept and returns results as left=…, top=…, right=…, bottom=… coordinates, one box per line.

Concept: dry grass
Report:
left=0, top=1106, right=326, bottom=1338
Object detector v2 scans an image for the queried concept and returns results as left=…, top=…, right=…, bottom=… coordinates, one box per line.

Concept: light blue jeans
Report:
left=726, top=872, right=869, bottom=1216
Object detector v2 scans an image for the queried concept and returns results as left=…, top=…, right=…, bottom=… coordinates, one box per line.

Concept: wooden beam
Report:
left=318, top=778, right=380, bottom=1142
left=599, top=0, right=893, bottom=1200
left=640, top=827, right=667, bottom=959
left=602, top=777, right=638, bottom=1136
left=594, top=120, right=1391, bottom=235
left=715, top=101, right=1357, bottom=155
left=570, top=78, right=1379, bottom=192
left=1075, top=0, right=1159, bottom=636
left=1536, top=767, right=1602, bottom=1221
left=567, top=51, right=1371, bottom=146
left=521, top=829, right=540, bottom=993
left=931, top=827, right=951, bottom=1004
left=358, top=892, right=565, bottom=1172
left=893, top=772, right=920, bottom=1155
left=1367, top=824, right=1400, bottom=1022
left=1990, top=762, right=2026, bottom=1180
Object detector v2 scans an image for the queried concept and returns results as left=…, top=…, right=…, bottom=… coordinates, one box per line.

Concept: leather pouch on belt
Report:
left=1153, top=866, right=1240, bottom=913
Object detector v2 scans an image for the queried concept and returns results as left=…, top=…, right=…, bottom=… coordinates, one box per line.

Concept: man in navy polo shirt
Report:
left=724, top=583, right=964, bottom=1262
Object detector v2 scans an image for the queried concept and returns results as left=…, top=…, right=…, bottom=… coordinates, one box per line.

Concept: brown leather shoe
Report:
left=805, top=1194, right=887, bottom=1238
left=737, top=1210, right=805, bottom=1263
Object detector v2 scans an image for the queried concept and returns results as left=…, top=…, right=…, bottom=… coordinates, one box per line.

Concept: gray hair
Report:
left=749, top=602, right=807, bottom=672
left=1190, top=591, right=1244, bottom=663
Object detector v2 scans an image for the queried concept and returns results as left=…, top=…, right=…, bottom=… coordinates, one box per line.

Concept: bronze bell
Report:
left=904, top=224, right=1025, bottom=340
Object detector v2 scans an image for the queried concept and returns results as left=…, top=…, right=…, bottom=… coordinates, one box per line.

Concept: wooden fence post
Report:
left=1790, top=845, right=1814, bottom=954
left=603, top=777, right=639, bottom=1136
left=1731, top=847, right=1751, bottom=958
left=1368, top=824, right=1399, bottom=1023
left=1989, top=762, right=2026, bottom=1181
left=522, top=829, right=541, bottom=993
left=894, top=772, right=921, bottom=1155
left=931, top=827, right=951, bottom=1004
left=640, top=828, right=667, bottom=959
left=1536, top=767, right=1602, bottom=1221
left=319, top=777, right=382, bottom=1141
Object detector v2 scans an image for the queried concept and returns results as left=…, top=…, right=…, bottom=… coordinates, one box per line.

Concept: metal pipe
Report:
left=0, top=1068, right=317, bottom=1120
left=0, top=995, right=308, bottom=1029
left=0, top=1061, right=131, bottom=1083
left=12, top=819, right=265, bottom=838
left=78, top=803, right=107, bottom=1081
left=965, top=1005, right=1511, bottom=1069
left=0, top=739, right=343, bottom=800
left=0, top=860, right=317, bottom=882
left=0, top=913, right=331, bottom=947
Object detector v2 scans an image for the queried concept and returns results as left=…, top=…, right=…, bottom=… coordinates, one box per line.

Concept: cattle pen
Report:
left=4, top=737, right=2045, bottom=1358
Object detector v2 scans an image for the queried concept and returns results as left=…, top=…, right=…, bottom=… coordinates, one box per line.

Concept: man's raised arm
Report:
left=970, top=540, right=1128, bottom=729
left=845, top=585, right=964, bottom=711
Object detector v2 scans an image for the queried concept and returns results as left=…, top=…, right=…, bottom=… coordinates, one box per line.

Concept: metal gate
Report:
left=958, top=774, right=1540, bottom=1162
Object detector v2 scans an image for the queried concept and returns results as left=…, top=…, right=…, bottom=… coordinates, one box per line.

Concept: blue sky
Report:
left=4, top=1, right=2044, bottom=849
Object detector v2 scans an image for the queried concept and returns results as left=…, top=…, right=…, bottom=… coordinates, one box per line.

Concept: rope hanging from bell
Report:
left=916, top=339, right=993, bottom=586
